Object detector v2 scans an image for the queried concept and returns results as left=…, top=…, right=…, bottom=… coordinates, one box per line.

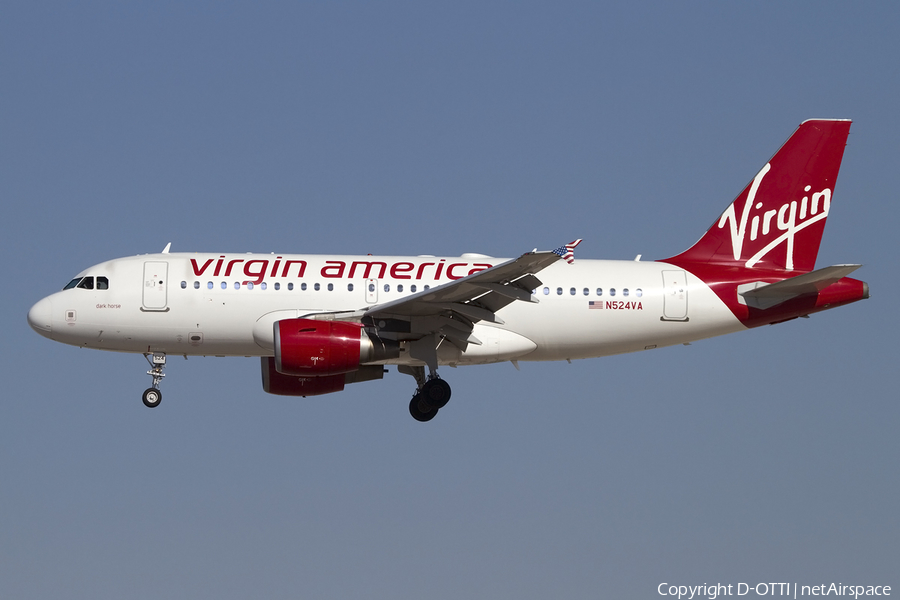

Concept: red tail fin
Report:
left=663, top=119, right=851, bottom=273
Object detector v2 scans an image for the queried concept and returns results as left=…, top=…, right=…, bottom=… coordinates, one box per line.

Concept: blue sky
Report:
left=2, top=3, right=897, bottom=598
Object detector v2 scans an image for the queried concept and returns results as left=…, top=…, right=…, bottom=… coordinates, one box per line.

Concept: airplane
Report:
left=27, top=119, right=868, bottom=421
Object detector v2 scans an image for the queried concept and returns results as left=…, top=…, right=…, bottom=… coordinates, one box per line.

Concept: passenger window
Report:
left=368, top=283, right=375, bottom=292
left=234, top=282, right=240, bottom=290
left=97, top=277, right=109, bottom=290
left=411, top=285, right=417, bottom=293
left=301, top=283, right=307, bottom=291
left=181, top=281, right=187, bottom=289
left=327, top=283, right=333, bottom=291
left=247, top=282, right=254, bottom=290
left=260, top=283, right=267, bottom=290
left=397, top=284, right=404, bottom=292
left=543, top=287, right=549, bottom=295
left=77, top=277, right=94, bottom=290
left=384, top=284, right=390, bottom=292
left=609, top=288, right=616, bottom=297
left=348, top=283, right=354, bottom=292
left=623, top=288, right=629, bottom=297
left=288, top=283, right=294, bottom=290
left=194, top=281, right=200, bottom=289
left=583, top=288, right=589, bottom=296
left=314, top=283, right=320, bottom=291
left=221, top=282, right=227, bottom=289
left=274, top=282, right=281, bottom=290
left=557, top=287, right=563, bottom=295
left=596, top=288, right=602, bottom=296
left=569, top=287, right=576, bottom=296
left=635, top=288, right=643, bottom=297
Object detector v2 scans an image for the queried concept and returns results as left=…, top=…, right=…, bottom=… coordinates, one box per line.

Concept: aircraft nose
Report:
left=27, top=297, right=53, bottom=336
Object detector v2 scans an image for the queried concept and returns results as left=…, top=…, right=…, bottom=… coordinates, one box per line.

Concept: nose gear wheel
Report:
left=142, top=387, right=162, bottom=408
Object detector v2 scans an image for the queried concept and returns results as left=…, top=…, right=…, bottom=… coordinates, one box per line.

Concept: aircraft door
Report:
left=366, top=279, right=378, bottom=304
left=661, top=270, right=688, bottom=321
left=142, top=261, right=169, bottom=310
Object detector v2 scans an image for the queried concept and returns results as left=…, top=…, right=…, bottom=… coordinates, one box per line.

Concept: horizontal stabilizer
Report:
left=738, top=264, right=861, bottom=310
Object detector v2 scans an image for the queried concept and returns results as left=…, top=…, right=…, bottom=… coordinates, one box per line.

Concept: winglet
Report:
left=552, top=239, right=582, bottom=264
left=162, top=242, right=172, bottom=254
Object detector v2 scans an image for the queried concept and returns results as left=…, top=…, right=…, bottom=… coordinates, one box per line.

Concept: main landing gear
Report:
left=401, top=365, right=452, bottom=422
left=142, top=352, right=166, bottom=408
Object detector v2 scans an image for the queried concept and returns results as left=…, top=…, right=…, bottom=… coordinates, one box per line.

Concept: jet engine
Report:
left=275, top=319, right=365, bottom=376
left=264, top=318, right=398, bottom=397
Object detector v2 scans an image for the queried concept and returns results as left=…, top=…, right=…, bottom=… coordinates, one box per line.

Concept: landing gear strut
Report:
left=142, top=352, right=166, bottom=408
left=400, top=365, right=452, bottom=422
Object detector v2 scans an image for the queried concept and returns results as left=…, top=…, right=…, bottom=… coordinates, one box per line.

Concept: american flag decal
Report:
left=588, top=300, right=604, bottom=309
left=552, top=238, right=582, bottom=264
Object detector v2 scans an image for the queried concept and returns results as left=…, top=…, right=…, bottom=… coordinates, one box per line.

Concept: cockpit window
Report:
left=64, top=276, right=108, bottom=290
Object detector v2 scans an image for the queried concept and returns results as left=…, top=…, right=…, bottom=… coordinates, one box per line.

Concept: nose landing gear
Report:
left=142, top=352, right=166, bottom=408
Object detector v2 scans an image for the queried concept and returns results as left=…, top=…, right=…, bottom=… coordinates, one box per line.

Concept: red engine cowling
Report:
left=274, top=318, right=364, bottom=376
left=260, top=357, right=385, bottom=397
left=261, top=357, right=347, bottom=396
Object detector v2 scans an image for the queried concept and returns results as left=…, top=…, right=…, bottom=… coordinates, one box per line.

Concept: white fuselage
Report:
left=29, top=252, right=744, bottom=366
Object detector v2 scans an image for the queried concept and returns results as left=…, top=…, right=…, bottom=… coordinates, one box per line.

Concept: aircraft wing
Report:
left=300, top=241, right=581, bottom=351
left=366, top=239, right=581, bottom=325
left=365, top=250, right=558, bottom=323
left=360, top=249, right=562, bottom=350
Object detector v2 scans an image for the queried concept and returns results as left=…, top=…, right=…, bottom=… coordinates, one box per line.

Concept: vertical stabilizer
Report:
left=663, top=119, right=851, bottom=273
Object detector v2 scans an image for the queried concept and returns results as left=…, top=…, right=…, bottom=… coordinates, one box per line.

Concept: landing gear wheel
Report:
left=142, top=388, right=162, bottom=408
left=409, top=393, right=438, bottom=422
left=422, top=378, right=451, bottom=410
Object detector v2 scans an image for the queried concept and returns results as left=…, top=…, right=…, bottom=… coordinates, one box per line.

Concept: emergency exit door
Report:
left=661, top=270, right=688, bottom=321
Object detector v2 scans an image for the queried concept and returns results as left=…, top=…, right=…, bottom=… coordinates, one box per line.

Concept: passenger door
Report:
left=142, top=261, right=168, bottom=311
